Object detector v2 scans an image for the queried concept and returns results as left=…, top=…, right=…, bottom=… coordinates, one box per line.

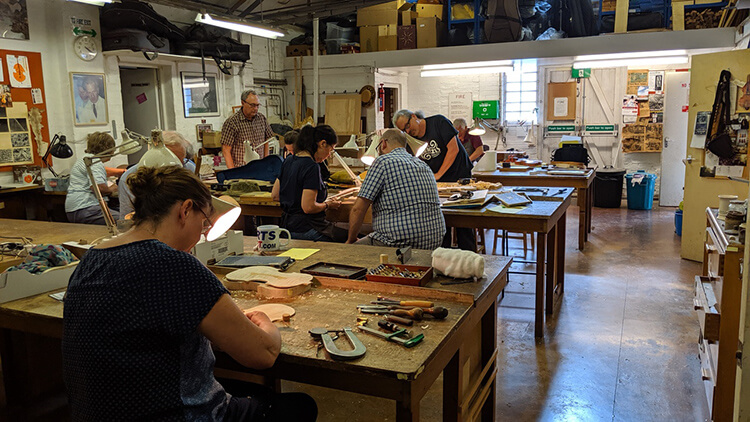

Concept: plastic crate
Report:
left=326, top=23, right=355, bottom=41
left=625, top=170, right=657, bottom=210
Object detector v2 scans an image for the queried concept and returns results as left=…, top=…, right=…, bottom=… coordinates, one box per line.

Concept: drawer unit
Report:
left=694, top=275, right=720, bottom=342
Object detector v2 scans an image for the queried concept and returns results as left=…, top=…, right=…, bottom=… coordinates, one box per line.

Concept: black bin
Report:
left=594, top=168, right=626, bottom=208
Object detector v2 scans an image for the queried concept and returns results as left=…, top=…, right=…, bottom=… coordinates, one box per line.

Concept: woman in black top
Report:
left=272, top=125, right=341, bottom=241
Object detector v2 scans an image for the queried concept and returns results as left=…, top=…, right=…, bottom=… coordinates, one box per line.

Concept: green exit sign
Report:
left=473, top=101, right=499, bottom=119
left=547, top=125, right=576, bottom=132
left=572, top=68, right=591, bottom=78
left=585, top=125, right=615, bottom=131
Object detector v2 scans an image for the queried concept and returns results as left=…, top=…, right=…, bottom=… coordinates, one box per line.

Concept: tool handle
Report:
left=424, top=306, right=449, bottom=319
left=400, top=300, right=433, bottom=308
left=384, top=315, right=413, bottom=326
left=378, top=320, right=401, bottom=332
left=390, top=308, right=424, bottom=321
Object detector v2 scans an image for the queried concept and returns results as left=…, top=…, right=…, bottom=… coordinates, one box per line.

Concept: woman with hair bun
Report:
left=63, top=165, right=317, bottom=421
left=271, top=124, right=342, bottom=241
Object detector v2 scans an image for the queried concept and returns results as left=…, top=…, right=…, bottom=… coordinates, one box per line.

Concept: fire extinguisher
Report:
left=378, top=83, right=385, bottom=112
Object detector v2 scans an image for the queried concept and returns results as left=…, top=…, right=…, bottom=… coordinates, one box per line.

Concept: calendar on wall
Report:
left=0, top=101, right=32, bottom=165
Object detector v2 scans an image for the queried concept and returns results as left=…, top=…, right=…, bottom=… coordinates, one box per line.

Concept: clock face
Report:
left=74, top=36, right=98, bottom=61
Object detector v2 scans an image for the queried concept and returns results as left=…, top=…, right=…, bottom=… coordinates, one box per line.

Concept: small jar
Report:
left=729, top=199, right=746, bottom=215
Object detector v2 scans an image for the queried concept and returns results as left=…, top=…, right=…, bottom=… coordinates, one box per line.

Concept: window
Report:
left=503, top=59, right=538, bottom=124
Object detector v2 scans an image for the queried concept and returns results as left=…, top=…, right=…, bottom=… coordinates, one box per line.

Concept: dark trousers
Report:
left=221, top=379, right=318, bottom=422
left=442, top=227, right=477, bottom=252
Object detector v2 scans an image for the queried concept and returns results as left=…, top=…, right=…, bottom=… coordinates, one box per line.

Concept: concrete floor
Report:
left=285, top=204, right=709, bottom=421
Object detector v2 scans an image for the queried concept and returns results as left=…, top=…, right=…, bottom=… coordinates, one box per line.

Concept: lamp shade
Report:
left=361, top=135, right=380, bottom=165
left=468, top=120, right=486, bottom=136
left=50, top=136, right=74, bottom=158
left=138, top=142, right=181, bottom=167
left=405, top=134, right=428, bottom=157
left=206, top=195, right=241, bottom=241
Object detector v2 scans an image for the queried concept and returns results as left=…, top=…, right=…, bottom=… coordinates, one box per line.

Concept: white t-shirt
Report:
left=65, top=154, right=107, bottom=213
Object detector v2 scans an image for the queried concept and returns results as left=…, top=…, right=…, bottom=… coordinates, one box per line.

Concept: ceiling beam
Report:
left=226, top=0, right=250, bottom=14
left=238, top=0, right=265, bottom=17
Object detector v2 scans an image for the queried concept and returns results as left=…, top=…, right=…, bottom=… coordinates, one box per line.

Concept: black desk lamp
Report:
left=42, top=134, right=73, bottom=177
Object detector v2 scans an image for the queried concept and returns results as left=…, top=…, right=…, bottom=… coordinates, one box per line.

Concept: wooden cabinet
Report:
left=696, top=207, right=743, bottom=421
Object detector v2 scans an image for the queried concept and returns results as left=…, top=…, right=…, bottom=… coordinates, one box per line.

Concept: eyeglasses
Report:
left=402, top=115, right=414, bottom=132
left=198, top=208, right=213, bottom=234
left=242, top=100, right=261, bottom=108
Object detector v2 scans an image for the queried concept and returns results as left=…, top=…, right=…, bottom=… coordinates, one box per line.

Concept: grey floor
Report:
left=285, top=204, right=709, bottom=421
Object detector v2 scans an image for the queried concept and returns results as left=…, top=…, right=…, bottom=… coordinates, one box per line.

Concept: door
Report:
left=120, top=68, right=162, bottom=165
left=660, top=71, right=690, bottom=207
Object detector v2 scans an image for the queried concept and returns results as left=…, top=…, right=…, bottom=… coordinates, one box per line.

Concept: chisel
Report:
left=375, top=297, right=434, bottom=308
left=378, top=319, right=412, bottom=337
left=358, top=325, right=424, bottom=348
left=381, top=305, right=449, bottom=319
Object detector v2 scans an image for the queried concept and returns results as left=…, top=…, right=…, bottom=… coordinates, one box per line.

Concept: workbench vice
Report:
left=309, top=327, right=366, bottom=361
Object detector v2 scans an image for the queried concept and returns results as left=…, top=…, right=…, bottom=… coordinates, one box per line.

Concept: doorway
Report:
left=660, top=71, right=690, bottom=207
left=383, top=87, right=397, bottom=129
left=119, top=67, right=163, bottom=165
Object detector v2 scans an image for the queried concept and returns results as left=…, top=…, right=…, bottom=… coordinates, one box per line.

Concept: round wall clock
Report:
left=74, top=36, right=98, bottom=61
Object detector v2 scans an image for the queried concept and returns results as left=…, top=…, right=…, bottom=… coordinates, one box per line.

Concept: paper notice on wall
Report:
left=716, top=165, right=744, bottom=178
left=648, top=71, right=665, bottom=92
left=0, top=59, right=3, bottom=83
left=705, top=151, right=720, bottom=167
left=6, top=55, right=31, bottom=88
left=449, top=93, right=472, bottom=122
left=554, top=97, right=568, bottom=117
left=690, top=133, right=706, bottom=149
left=31, top=88, right=43, bottom=104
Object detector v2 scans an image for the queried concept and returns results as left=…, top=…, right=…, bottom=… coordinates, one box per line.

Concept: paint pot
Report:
left=475, top=151, right=497, bottom=172
left=718, top=194, right=738, bottom=219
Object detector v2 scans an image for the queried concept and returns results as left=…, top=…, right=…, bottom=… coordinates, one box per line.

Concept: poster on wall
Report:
left=449, top=93, right=472, bottom=123
left=648, top=71, right=665, bottom=92
left=6, top=55, right=31, bottom=88
left=622, top=123, right=663, bottom=153
left=0, top=84, right=11, bottom=107
left=627, top=70, right=648, bottom=96
left=0, top=0, right=29, bottom=40
left=0, top=102, right=33, bottom=165
left=70, top=72, right=108, bottom=126
left=181, top=72, right=220, bottom=118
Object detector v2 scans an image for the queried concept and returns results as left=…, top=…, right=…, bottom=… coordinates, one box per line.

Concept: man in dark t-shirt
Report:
left=393, top=110, right=476, bottom=251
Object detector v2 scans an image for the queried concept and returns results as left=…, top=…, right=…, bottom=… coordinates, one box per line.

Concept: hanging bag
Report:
left=706, top=70, right=734, bottom=159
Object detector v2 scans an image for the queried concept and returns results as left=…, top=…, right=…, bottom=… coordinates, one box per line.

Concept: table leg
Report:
left=586, top=185, right=593, bottom=235
left=545, top=224, right=556, bottom=315
left=557, top=211, right=566, bottom=296
left=577, top=187, right=587, bottom=251
left=535, top=233, right=547, bottom=338
left=396, top=389, right=421, bottom=422
left=443, top=351, right=460, bottom=421
left=480, top=299, right=498, bottom=422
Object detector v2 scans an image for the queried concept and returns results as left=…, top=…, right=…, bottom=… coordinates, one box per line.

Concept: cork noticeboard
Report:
left=546, top=82, right=577, bottom=121
left=324, top=94, right=361, bottom=135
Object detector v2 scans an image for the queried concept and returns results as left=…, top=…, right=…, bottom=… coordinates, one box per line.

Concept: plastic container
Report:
left=593, top=168, right=626, bottom=208
left=326, top=22, right=355, bottom=41
left=325, top=38, right=350, bottom=55
left=625, top=170, right=657, bottom=210
left=675, top=209, right=683, bottom=236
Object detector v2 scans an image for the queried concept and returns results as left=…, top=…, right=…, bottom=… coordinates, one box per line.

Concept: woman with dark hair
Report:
left=65, top=131, right=119, bottom=225
left=63, top=165, right=317, bottom=421
left=271, top=124, right=341, bottom=241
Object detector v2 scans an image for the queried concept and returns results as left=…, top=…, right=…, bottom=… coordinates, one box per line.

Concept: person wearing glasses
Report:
left=63, top=165, right=317, bottom=421
left=117, top=131, right=196, bottom=220
left=220, top=89, right=275, bottom=169
left=393, top=109, right=476, bottom=251
left=271, top=125, right=343, bottom=241
left=346, top=129, right=445, bottom=249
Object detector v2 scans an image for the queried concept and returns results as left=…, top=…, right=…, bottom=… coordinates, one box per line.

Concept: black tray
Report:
left=300, top=262, right=367, bottom=280
left=215, top=255, right=295, bottom=271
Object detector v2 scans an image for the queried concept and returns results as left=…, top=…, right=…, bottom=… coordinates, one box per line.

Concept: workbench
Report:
left=471, top=169, right=595, bottom=251
left=238, top=188, right=574, bottom=338
left=0, top=219, right=510, bottom=421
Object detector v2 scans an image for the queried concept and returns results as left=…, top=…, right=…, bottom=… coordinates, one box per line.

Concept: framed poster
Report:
left=70, top=72, right=108, bottom=126
left=0, top=0, right=28, bottom=40
left=0, top=102, right=33, bottom=165
left=181, top=72, right=220, bottom=118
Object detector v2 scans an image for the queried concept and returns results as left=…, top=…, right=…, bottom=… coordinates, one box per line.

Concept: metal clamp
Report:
left=309, top=327, right=366, bottom=361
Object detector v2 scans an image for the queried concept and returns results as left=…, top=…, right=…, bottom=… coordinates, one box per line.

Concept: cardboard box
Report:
left=416, top=17, right=443, bottom=49
left=402, top=10, right=419, bottom=25
left=0, top=263, right=78, bottom=304
left=416, top=3, right=445, bottom=19
left=360, top=26, right=379, bottom=52
left=357, top=0, right=410, bottom=26
left=378, top=25, right=398, bottom=51
left=191, top=230, right=244, bottom=265
left=398, top=25, right=417, bottom=49
left=202, top=131, right=222, bottom=148
left=286, top=44, right=325, bottom=57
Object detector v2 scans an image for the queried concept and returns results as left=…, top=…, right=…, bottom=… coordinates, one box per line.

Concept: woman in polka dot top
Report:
left=62, top=165, right=317, bottom=421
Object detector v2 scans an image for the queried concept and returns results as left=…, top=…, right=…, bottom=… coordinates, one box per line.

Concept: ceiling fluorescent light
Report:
left=421, top=66, right=514, bottom=77
left=423, top=60, right=514, bottom=70
left=573, top=56, right=689, bottom=69
left=195, top=13, right=284, bottom=39
left=67, top=0, right=112, bottom=5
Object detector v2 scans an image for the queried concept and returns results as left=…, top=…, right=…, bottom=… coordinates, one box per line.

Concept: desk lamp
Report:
left=138, top=130, right=181, bottom=167
left=84, top=134, right=143, bottom=236
left=332, top=151, right=362, bottom=187
left=41, top=134, right=74, bottom=177
left=469, top=119, right=505, bottom=150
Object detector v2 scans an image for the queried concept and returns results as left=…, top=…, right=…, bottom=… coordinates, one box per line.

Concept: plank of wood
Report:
left=226, top=266, right=313, bottom=288
left=614, top=0, right=631, bottom=33
left=324, top=94, right=361, bottom=135
left=244, top=303, right=296, bottom=321
left=257, top=283, right=312, bottom=300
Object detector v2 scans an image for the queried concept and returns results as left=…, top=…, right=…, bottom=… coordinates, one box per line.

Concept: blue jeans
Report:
left=291, top=229, right=333, bottom=242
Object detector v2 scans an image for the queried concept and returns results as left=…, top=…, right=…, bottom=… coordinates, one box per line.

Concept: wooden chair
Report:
left=491, top=229, right=534, bottom=256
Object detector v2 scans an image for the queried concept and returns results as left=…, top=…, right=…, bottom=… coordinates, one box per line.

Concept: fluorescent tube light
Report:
left=195, top=13, right=284, bottom=39
left=572, top=50, right=689, bottom=69
left=422, top=60, right=514, bottom=70
left=67, top=0, right=112, bottom=5
left=421, top=66, right=514, bottom=77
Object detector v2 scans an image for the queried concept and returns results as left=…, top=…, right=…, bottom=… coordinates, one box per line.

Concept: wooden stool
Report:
left=492, top=229, right=534, bottom=256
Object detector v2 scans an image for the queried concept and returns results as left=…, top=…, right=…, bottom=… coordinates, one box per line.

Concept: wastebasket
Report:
left=594, top=168, right=626, bottom=208
left=625, top=170, right=657, bottom=210
left=675, top=209, right=683, bottom=236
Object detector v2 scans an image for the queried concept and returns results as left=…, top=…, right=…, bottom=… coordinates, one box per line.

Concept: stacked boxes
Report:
left=358, top=1, right=444, bottom=51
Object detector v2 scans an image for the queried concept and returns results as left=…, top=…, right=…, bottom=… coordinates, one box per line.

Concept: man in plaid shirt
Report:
left=220, top=89, right=275, bottom=168
left=346, top=129, right=445, bottom=249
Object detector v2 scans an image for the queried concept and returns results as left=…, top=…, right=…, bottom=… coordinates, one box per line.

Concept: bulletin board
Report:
left=546, top=82, right=577, bottom=121
left=0, top=49, right=49, bottom=172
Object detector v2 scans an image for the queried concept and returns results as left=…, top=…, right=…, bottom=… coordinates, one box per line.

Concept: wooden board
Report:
left=257, top=283, right=312, bottom=300
left=324, top=94, right=361, bottom=135
left=244, top=303, right=296, bottom=321
left=225, top=266, right=313, bottom=288
left=546, top=82, right=577, bottom=121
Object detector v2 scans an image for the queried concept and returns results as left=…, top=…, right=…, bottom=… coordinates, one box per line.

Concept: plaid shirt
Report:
left=358, top=148, right=446, bottom=249
left=220, top=111, right=274, bottom=167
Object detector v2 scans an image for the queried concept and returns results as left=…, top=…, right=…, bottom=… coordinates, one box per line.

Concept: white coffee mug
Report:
left=257, top=225, right=291, bottom=251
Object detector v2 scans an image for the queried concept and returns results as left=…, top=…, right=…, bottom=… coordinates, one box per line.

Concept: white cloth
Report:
left=76, top=96, right=106, bottom=124
left=431, top=247, right=484, bottom=279
left=65, top=154, right=107, bottom=213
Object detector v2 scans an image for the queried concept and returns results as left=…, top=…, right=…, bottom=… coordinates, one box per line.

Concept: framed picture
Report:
left=70, top=72, right=108, bottom=126
left=195, top=123, right=213, bottom=143
left=181, top=72, right=220, bottom=118
left=0, top=0, right=29, bottom=40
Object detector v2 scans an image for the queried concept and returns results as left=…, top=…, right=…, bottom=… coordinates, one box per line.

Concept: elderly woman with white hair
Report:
left=117, top=131, right=197, bottom=219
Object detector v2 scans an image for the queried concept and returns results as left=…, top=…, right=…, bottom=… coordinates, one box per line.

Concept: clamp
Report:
left=309, top=327, right=366, bottom=361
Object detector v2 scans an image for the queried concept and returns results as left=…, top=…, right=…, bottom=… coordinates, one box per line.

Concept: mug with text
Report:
left=257, top=225, right=291, bottom=251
